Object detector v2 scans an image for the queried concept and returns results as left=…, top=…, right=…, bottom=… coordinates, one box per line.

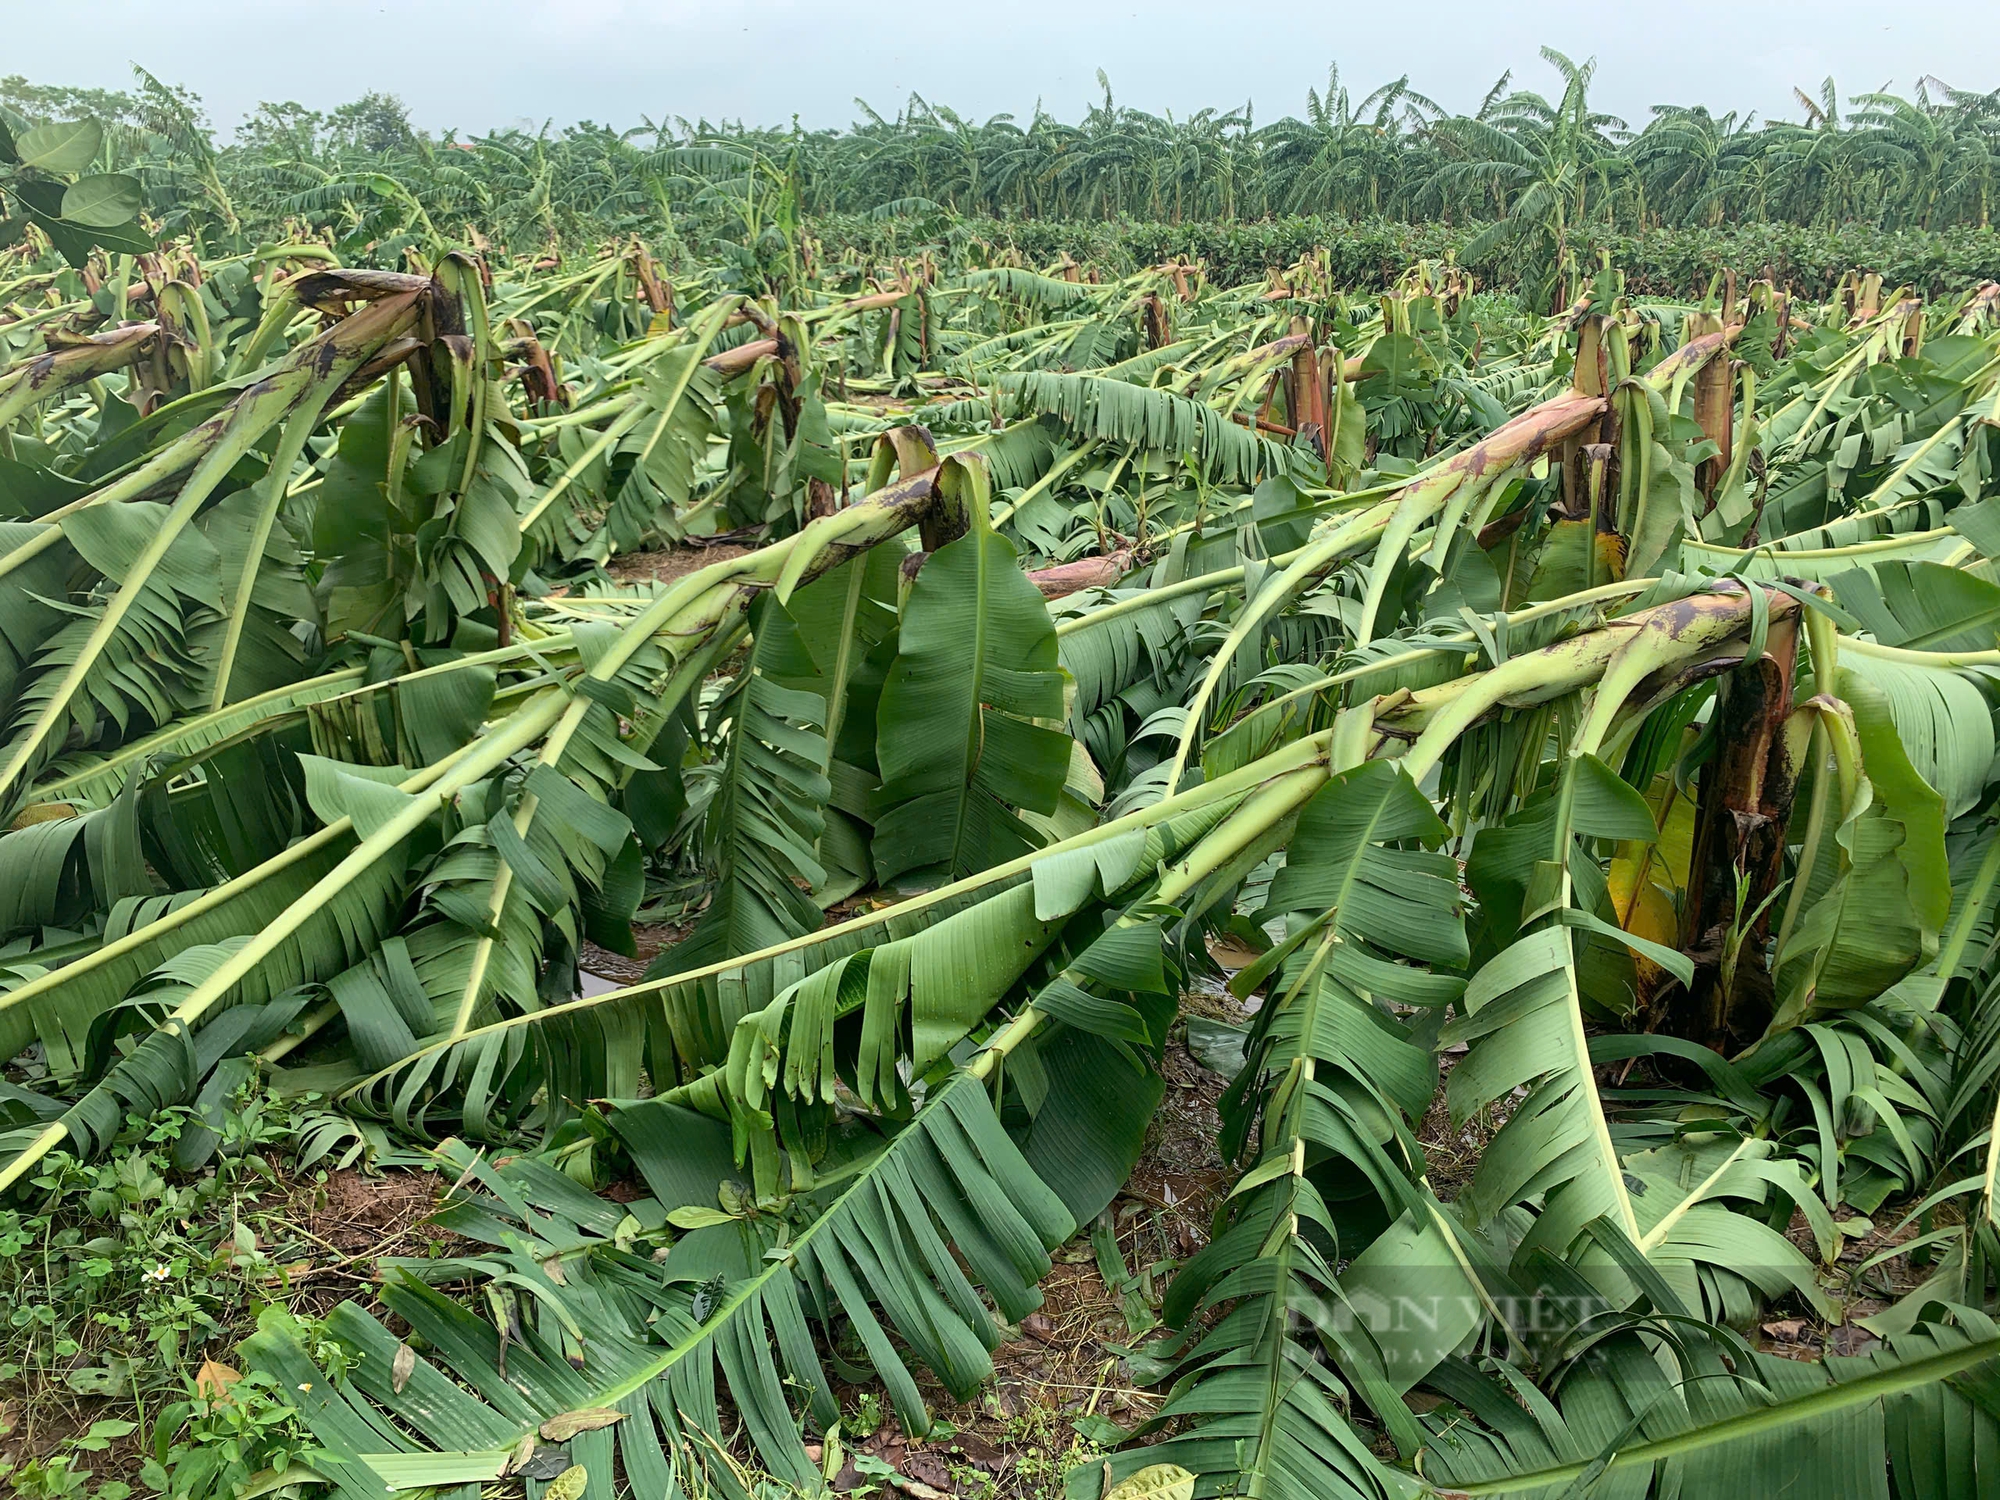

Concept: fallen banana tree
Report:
left=241, top=570, right=2000, bottom=1497
left=0, top=442, right=962, bottom=1191
left=7, top=240, right=2000, bottom=1500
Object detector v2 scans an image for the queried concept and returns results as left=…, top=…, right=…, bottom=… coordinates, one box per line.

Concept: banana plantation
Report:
left=7, top=200, right=2000, bottom=1500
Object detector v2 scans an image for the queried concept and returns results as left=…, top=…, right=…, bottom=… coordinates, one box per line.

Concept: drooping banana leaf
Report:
left=250, top=1070, right=1075, bottom=1496
left=870, top=462, right=1073, bottom=886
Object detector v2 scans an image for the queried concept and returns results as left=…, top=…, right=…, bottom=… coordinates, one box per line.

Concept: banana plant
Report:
left=8, top=237, right=2000, bottom=1500
left=0, top=435, right=963, bottom=1191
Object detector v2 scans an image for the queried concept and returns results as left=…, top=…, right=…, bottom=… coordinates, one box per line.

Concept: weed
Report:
left=0, top=1089, right=329, bottom=1500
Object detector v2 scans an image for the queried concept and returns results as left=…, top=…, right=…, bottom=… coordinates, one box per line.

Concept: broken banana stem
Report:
left=0, top=322, right=163, bottom=428
left=1353, top=389, right=1610, bottom=644
left=1363, top=581, right=1804, bottom=780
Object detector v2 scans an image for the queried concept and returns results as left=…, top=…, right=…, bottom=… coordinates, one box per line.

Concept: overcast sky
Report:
left=9, top=0, right=1989, bottom=138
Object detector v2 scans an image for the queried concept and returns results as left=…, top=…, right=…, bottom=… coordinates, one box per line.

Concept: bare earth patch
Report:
left=294, top=1165, right=446, bottom=1258
left=814, top=1003, right=1244, bottom=1497
left=605, top=540, right=756, bottom=588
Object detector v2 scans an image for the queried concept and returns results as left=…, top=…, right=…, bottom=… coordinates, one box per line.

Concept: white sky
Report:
left=9, top=0, right=1988, bottom=138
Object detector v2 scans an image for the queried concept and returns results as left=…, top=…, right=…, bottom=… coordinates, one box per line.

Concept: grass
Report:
left=0, top=1090, right=331, bottom=1500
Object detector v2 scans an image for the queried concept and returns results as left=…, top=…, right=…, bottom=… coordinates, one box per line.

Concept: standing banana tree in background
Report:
left=5, top=211, right=2000, bottom=1500
left=13, top=59, right=2000, bottom=296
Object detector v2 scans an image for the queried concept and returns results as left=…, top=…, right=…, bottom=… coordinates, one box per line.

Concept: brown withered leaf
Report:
left=194, top=1360, right=241, bottom=1401
left=538, top=1408, right=626, bottom=1442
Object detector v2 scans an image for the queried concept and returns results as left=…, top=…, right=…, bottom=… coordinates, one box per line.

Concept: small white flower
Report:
left=298, top=1382, right=313, bottom=1393
left=147, top=1263, right=171, bottom=1282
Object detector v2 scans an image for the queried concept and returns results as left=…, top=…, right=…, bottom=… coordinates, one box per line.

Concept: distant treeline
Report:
left=821, top=215, right=2000, bottom=300
left=3, top=54, right=1997, bottom=300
